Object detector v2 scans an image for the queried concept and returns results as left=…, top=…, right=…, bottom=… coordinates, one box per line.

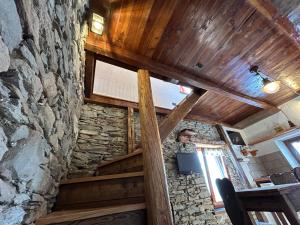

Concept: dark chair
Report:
left=293, top=167, right=300, bottom=181
left=270, top=172, right=298, bottom=185
left=216, top=178, right=273, bottom=225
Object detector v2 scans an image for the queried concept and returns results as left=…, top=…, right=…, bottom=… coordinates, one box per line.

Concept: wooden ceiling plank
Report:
left=247, top=0, right=300, bottom=49
left=159, top=89, right=207, bottom=142
left=123, top=0, right=155, bottom=51
left=137, top=0, right=179, bottom=57
left=85, top=40, right=276, bottom=110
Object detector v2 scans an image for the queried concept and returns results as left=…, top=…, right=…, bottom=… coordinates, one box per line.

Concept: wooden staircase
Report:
left=36, top=68, right=200, bottom=225
left=36, top=152, right=146, bottom=225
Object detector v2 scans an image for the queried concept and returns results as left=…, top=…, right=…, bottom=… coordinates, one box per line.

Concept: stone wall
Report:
left=69, top=103, right=128, bottom=178
left=163, top=120, right=244, bottom=225
left=0, top=0, right=88, bottom=224
left=70, top=103, right=249, bottom=224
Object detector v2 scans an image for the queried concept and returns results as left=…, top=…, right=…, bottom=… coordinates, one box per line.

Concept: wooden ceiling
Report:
left=86, top=0, right=300, bottom=128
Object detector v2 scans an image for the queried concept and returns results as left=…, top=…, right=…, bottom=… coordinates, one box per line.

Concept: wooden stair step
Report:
left=55, top=172, right=145, bottom=211
left=61, top=171, right=144, bottom=184
left=36, top=203, right=146, bottom=225
left=96, top=149, right=143, bottom=176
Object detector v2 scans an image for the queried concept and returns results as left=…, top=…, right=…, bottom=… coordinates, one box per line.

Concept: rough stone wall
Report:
left=70, top=103, right=249, bottom=224
left=162, top=120, right=236, bottom=225
left=69, top=103, right=128, bottom=178
left=0, top=0, right=88, bottom=224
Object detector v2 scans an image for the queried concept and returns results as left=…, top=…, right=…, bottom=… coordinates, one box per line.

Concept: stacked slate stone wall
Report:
left=0, top=0, right=88, bottom=224
left=69, top=103, right=128, bottom=178
left=163, top=120, right=246, bottom=225
left=70, top=103, right=248, bottom=224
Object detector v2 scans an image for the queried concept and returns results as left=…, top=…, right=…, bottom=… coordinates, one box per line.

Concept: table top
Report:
left=254, top=176, right=271, bottom=184
left=236, top=183, right=300, bottom=197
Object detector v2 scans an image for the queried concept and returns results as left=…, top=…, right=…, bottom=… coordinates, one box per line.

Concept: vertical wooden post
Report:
left=84, top=51, right=96, bottom=98
left=137, top=69, right=173, bottom=225
left=127, top=107, right=135, bottom=154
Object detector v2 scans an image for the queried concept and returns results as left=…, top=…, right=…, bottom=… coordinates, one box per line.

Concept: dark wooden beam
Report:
left=127, top=107, right=135, bottom=154
left=234, top=107, right=280, bottom=129
left=159, top=90, right=207, bottom=142
left=247, top=0, right=300, bottom=49
left=84, top=51, right=96, bottom=98
left=137, top=69, right=173, bottom=225
left=85, top=39, right=276, bottom=109
left=84, top=94, right=223, bottom=125
left=85, top=94, right=170, bottom=114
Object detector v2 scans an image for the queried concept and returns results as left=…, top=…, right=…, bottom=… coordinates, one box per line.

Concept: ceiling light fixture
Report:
left=262, top=79, right=281, bottom=94
left=249, top=66, right=281, bottom=94
left=90, top=13, right=105, bottom=35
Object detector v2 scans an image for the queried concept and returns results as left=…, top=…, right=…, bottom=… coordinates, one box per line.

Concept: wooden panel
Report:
left=55, top=173, right=144, bottom=211
left=53, top=210, right=146, bottom=225
left=88, top=0, right=300, bottom=125
left=96, top=151, right=143, bottom=176
left=190, top=92, right=261, bottom=125
left=151, top=0, right=300, bottom=106
left=36, top=203, right=146, bottom=225
left=247, top=0, right=300, bottom=48
left=137, top=69, right=173, bottom=225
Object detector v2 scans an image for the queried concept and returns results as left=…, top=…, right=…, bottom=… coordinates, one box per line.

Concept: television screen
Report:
left=176, top=152, right=202, bottom=175
left=226, top=131, right=246, bottom=146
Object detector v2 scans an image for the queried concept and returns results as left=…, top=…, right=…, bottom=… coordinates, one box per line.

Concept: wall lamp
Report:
left=90, top=12, right=105, bottom=35
left=249, top=66, right=280, bottom=94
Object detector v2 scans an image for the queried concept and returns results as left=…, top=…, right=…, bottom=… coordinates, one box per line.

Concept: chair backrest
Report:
left=270, top=172, right=298, bottom=185
left=216, top=178, right=246, bottom=225
left=293, top=167, right=300, bottom=181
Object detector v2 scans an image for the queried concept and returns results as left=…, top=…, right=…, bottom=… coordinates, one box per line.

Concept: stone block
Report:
left=0, top=206, right=26, bottom=225
left=0, top=127, right=8, bottom=161
left=0, top=0, right=22, bottom=51
left=10, top=130, right=50, bottom=183
left=0, top=36, right=9, bottom=72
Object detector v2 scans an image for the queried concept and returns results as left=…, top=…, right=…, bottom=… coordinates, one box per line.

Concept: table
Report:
left=236, top=183, right=300, bottom=225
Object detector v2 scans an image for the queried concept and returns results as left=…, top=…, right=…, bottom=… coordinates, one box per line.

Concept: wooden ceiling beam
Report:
left=84, top=94, right=225, bottom=125
left=159, top=89, right=207, bottom=142
left=85, top=39, right=276, bottom=110
left=247, top=0, right=300, bottom=49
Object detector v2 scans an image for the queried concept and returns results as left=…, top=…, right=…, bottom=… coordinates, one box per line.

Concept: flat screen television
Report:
left=176, top=152, right=202, bottom=175
left=226, top=130, right=246, bottom=146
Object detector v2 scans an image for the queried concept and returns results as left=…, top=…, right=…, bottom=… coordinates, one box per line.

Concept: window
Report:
left=198, top=148, right=229, bottom=208
left=284, top=136, right=300, bottom=163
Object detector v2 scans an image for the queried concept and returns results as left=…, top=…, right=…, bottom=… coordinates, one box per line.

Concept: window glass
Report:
left=198, top=149, right=229, bottom=207
left=284, top=136, right=300, bottom=163
left=291, top=140, right=300, bottom=154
